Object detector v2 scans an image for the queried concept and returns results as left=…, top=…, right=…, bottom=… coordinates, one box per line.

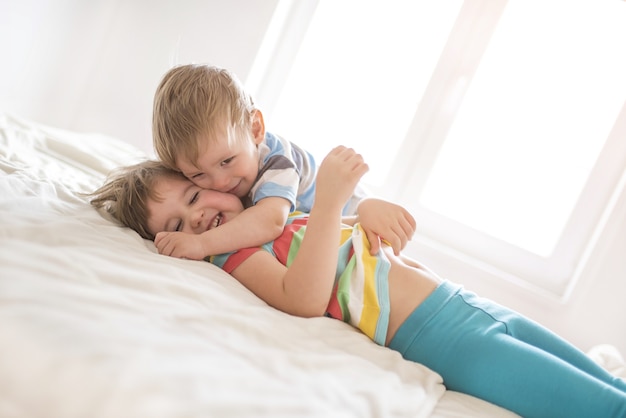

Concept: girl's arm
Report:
left=229, top=146, right=368, bottom=317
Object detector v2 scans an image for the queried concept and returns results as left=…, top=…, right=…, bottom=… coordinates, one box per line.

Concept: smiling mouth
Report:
left=209, top=213, right=223, bottom=230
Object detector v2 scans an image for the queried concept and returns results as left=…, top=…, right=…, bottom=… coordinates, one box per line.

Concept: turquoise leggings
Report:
left=388, top=281, right=626, bottom=418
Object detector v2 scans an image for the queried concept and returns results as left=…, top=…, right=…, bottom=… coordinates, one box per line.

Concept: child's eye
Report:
left=190, top=191, right=199, bottom=204
left=220, top=156, right=234, bottom=166
left=175, top=220, right=182, bottom=232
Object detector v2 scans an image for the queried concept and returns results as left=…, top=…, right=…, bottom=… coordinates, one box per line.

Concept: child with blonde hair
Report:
left=151, top=64, right=365, bottom=260
left=91, top=146, right=626, bottom=418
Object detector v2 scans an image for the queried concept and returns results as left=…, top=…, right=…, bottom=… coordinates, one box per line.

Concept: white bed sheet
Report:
left=0, top=112, right=524, bottom=417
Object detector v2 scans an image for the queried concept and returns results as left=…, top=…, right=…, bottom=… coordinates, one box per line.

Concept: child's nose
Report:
left=190, top=209, right=203, bottom=228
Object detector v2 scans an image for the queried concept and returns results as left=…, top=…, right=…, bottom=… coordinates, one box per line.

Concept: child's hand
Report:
left=154, top=231, right=206, bottom=260
left=356, top=198, right=416, bottom=255
left=315, top=146, right=369, bottom=210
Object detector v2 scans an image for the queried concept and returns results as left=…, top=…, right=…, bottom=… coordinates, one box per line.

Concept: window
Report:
left=248, top=0, right=626, bottom=298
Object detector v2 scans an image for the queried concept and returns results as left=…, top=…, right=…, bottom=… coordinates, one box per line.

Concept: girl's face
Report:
left=146, top=176, right=244, bottom=236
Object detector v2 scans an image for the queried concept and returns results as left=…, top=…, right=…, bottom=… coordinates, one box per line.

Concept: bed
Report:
left=1, top=111, right=624, bottom=417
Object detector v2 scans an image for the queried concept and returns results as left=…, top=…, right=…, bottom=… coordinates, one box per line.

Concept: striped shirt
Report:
left=207, top=213, right=391, bottom=346
left=251, top=132, right=317, bottom=213
left=250, top=132, right=366, bottom=215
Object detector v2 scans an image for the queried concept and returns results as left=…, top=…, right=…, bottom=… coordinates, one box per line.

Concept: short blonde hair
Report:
left=152, top=64, right=256, bottom=170
left=89, top=160, right=184, bottom=240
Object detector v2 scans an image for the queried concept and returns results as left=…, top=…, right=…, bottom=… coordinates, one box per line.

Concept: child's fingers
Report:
left=319, top=146, right=368, bottom=202
left=382, top=223, right=412, bottom=254
left=393, top=212, right=416, bottom=243
left=403, top=212, right=417, bottom=236
left=347, top=150, right=368, bottom=174
left=383, top=235, right=402, bottom=256
left=154, top=232, right=172, bottom=255
left=154, top=232, right=166, bottom=250
left=365, top=230, right=381, bottom=255
left=331, top=146, right=368, bottom=175
left=155, top=232, right=180, bottom=257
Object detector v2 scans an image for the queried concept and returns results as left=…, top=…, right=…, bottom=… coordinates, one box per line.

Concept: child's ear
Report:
left=251, top=110, right=266, bottom=145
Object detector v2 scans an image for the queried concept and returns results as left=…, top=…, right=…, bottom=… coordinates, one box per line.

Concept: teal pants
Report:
left=388, top=281, right=626, bottom=418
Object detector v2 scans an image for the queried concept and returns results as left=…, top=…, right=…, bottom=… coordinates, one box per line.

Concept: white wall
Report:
left=1, top=0, right=278, bottom=155
left=2, top=0, right=625, bottom=355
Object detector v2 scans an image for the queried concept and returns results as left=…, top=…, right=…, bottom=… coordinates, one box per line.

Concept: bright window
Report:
left=248, top=0, right=626, bottom=297
left=420, top=0, right=626, bottom=257
left=248, top=0, right=464, bottom=186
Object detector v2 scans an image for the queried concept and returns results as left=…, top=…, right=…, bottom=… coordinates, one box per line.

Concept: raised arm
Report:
left=228, top=146, right=368, bottom=317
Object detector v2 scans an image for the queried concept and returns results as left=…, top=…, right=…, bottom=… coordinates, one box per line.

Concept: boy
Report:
left=91, top=146, right=626, bottom=418
left=151, top=64, right=365, bottom=260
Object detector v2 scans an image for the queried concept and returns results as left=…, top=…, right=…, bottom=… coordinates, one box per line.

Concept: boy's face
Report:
left=146, top=176, right=244, bottom=236
left=176, top=112, right=265, bottom=198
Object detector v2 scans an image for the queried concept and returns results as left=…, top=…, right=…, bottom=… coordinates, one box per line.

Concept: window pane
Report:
left=270, top=0, right=463, bottom=187
left=419, top=0, right=626, bottom=256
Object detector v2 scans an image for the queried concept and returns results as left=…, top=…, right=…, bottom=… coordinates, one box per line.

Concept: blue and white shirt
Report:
left=250, top=132, right=366, bottom=215
left=250, top=132, right=317, bottom=212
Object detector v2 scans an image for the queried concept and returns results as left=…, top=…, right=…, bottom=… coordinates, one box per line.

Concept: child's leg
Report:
left=461, top=288, right=626, bottom=394
left=389, top=281, right=626, bottom=418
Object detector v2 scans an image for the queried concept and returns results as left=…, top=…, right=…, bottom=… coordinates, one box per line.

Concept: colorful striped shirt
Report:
left=207, top=213, right=391, bottom=346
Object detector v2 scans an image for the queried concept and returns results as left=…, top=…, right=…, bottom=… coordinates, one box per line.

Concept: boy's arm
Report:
left=228, top=146, right=368, bottom=317
left=353, top=198, right=416, bottom=256
left=155, top=196, right=290, bottom=260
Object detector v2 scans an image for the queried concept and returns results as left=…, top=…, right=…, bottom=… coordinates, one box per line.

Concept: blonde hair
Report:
left=89, top=160, right=184, bottom=240
left=152, top=64, right=256, bottom=170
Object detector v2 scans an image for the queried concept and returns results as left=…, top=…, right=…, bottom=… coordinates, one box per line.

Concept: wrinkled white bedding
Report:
left=0, top=112, right=542, bottom=417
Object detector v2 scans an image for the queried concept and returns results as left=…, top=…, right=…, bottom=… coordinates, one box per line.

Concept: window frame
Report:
left=247, top=0, right=626, bottom=299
